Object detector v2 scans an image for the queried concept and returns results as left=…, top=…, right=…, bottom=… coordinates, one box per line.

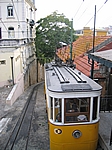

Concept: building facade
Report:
left=0, top=0, right=37, bottom=103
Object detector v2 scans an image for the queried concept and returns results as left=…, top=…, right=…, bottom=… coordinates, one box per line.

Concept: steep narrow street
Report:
left=0, top=83, right=50, bottom=150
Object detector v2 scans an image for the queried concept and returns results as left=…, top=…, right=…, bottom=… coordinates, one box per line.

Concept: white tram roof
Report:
left=45, top=62, right=102, bottom=93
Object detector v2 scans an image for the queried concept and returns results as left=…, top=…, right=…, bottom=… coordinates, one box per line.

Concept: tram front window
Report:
left=65, top=98, right=90, bottom=123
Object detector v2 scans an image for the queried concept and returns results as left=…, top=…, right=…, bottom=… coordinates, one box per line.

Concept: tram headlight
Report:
left=72, top=130, right=82, bottom=138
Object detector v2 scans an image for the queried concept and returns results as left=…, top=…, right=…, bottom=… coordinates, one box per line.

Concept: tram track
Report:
left=4, top=84, right=39, bottom=150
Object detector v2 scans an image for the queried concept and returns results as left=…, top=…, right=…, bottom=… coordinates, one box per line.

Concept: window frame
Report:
left=7, top=5, right=13, bottom=17
left=0, top=60, right=6, bottom=65
left=0, top=27, right=2, bottom=39
left=49, top=96, right=100, bottom=124
left=8, top=27, right=15, bottom=38
left=49, top=96, right=62, bottom=123
left=64, top=98, right=90, bottom=123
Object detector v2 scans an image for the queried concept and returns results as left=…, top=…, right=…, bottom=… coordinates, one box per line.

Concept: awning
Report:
left=88, top=49, right=112, bottom=68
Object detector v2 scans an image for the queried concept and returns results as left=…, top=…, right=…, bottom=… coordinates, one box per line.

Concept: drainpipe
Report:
left=10, top=56, right=14, bottom=85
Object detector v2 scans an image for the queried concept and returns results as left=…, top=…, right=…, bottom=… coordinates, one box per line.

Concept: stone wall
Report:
left=24, top=59, right=45, bottom=90
left=24, top=59, right=38, bottom=90
left=37, top=62, right=44, bottom=82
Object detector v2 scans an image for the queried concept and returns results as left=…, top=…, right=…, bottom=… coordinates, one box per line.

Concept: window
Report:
left=0, top=6, right=1, bottom=19
left=8, top=27, right=15, bottom=38
left=7, top=6, right=13, bottom=17
left=0, top=60, right=6, bottom=65
left=0, top=28, right=2, bottom=39
left=65, top=98, right=90, bottom=123
left=55, top=98, right=62, bottom=122
left=50, top=97, right=53, bottom=120
left=92, top=97, right=98, bottom=120
left=50, top=97, right=62, bottom=123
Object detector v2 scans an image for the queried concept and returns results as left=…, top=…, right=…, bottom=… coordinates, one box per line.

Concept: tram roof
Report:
left=45, top=62, right=102, bottom=93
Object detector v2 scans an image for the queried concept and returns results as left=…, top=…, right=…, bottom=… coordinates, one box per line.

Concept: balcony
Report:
left=0, top=39, right=19, bottom=47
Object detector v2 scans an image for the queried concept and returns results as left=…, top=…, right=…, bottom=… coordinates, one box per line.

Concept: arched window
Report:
left=8, top=27, right=15, bottom=38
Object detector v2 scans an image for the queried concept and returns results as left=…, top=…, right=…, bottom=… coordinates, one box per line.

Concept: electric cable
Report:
left=11, top=0, right=24, bottom=35
left=84, top=0, right=109, bottom=27
left=0, top=19, right=8, bottom=32
left=73, top=1, right=84, bottom=18
left=77, top=1, right=95, bottom=21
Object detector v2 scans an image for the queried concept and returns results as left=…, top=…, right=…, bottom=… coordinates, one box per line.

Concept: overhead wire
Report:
left=84, top=0, right=109, bottom=27
left=11, top=0, right=24, bottom=35
left=73, top=1, right=84, bottom=18
left=0, top=19, right=8, bottom=32
left=77, top=1, right=95, bottom=21
left=77, top=7, right=88, bottom=21
left=11, top=0, right=19, bottom=24
left=73, top=0, right=96, bottom=29
left=0, top=0, right=23, bottom=35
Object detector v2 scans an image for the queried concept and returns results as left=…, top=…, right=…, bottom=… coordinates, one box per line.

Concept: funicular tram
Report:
left=44, top=60, right=102, bottom=150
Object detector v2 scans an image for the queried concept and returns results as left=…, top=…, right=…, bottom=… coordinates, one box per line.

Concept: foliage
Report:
left=35, top=11, right=77, bottom=61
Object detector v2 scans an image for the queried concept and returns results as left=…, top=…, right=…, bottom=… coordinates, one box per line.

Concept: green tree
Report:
left=35, top=11, right=77, bottom=61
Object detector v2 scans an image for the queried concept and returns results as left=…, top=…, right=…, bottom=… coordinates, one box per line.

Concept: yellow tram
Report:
left=44, top=61, right=102, bottom=150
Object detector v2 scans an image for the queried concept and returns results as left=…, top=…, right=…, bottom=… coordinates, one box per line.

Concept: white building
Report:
left=0, top=0, right=37, bottom=104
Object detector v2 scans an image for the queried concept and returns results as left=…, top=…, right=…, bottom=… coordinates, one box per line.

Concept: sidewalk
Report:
left=0, top=83, right=50, bottom=150
left=0, top=84, right=34, bottom=126
left=0, top=86, right=13, bottom=119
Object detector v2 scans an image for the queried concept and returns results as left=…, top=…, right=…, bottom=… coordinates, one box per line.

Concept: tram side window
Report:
left=55, top=98, right=62, bottom=122
left=50, top=97, right=62, bottom=122
left=92, top=97, right=98, bottom=120
left=65, top=98, right=90, bottom=123
left=50, top=97, right=53, bottom=120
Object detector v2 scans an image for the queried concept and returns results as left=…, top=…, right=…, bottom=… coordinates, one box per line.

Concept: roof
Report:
left=74, top=54, right=99, bottom=77
left=88, top=49, right=112, bottom=68
left=57, top=35, right=112, bottom=76
left=57, top=36, right=111, bottom=61
left=45, top=63, right=102, bottom=93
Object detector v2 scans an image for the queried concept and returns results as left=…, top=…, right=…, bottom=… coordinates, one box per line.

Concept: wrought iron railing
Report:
left=100, top=95, right=112, bottom=112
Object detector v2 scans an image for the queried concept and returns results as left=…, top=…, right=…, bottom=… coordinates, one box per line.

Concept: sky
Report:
left=35, top=0, right=112, bottom=30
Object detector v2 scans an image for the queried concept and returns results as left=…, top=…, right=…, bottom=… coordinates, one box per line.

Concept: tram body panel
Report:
left=49, top=122, right=99, bottom=150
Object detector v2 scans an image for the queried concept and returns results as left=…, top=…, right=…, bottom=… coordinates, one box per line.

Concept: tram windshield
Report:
left=65, top=98, right=90, bottom=123
left=49, top=96, right=99, bottom=124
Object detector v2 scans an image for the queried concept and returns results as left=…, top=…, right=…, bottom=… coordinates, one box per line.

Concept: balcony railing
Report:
left=0, top=38, right=35, bottom=47
left=0, top=39, right=19, bottom=46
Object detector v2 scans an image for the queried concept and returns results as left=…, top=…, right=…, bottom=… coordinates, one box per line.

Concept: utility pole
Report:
left=70, top=18, right=73, bottom=61
left=91, top=5, right=96, bottom=79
